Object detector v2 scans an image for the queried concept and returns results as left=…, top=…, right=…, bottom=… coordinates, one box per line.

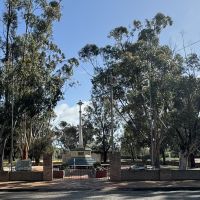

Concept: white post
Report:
left=77, top=100, right=83, bottom=149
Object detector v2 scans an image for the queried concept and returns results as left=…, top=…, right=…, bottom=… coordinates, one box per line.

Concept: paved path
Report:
left=1, top=190, right=200, bottom=199
left=0, top=178, right=200, bottom=191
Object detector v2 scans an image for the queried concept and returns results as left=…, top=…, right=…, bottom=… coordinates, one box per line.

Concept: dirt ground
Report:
left=32, top=166, right=43, bottom=171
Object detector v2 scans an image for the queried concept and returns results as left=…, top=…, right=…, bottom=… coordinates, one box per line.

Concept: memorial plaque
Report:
left=15, top=159, right=32, bottom=171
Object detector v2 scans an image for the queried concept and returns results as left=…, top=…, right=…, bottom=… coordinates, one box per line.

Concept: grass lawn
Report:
left=3, top=159, right=62, bottom=171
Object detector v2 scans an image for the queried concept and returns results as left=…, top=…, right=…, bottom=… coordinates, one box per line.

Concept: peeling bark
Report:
left=179, top=151, right=188, bottom=170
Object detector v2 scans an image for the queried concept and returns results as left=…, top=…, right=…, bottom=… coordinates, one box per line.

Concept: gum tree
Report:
left=0, top=0, right=77, bottom=170
left=79, top=13, right=183, bottom=168
left=171, top=53, right=200, bottom=169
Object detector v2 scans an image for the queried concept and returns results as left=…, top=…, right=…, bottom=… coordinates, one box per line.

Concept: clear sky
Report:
left=1, top=0, right=200, bottom=124
left=53, top=0, right=200, bottom=125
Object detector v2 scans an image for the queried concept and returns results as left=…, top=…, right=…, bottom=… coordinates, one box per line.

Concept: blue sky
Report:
left=1, top=0, right=200, bottom=124
left=53, top=0, right=200, bottom=109
left=52, top=0, right=200, bottom=124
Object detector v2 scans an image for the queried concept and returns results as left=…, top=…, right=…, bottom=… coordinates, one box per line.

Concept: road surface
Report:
left=0, top=189, right=200, bottom=199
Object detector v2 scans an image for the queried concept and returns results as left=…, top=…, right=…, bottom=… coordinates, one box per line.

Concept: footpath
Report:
left=0, top=178, right=200, bottom=192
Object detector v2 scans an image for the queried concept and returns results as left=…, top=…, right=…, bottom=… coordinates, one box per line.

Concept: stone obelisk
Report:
left=77, top=100, right=84, bottom=149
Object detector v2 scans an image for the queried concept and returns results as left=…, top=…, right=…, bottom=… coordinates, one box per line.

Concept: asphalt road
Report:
left=0, top=190, right=200, bottom=200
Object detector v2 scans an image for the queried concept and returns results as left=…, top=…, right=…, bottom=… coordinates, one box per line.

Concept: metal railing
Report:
left=65, top=168, right=110, bottom=180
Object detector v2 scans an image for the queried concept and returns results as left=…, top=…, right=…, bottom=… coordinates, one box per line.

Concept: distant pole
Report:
left=10, top=77, right=14, bottom=171
left=10, top=55, right=14, bottom=172
left=110, top=72, right=114, bottom=154
left=77, top=100, right=84, bottom=149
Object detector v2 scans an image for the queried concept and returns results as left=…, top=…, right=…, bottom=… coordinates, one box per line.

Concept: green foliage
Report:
left=83, top=96, right=118, bottom=162
left=93, top=161, right=106, bottom=171
left=79, top=13, right=183, bottom=168
left=54, top=119, right=94, bottom=151
left=93, top=161, right=101, bottom=169
left=82, top=119, right=95, bottom=148
left=169, top=54, right=200, bottom=169
left=29, top=132, right=53, bottom=165
left=79, top=44, right=99, bottom=61
left=54, top=122, right=78, bottom=151
left=0, top=0, right=75, bottom=170
left=108, top=26, right=129, bottom=41
left=61, top=162, right=69, bottom=170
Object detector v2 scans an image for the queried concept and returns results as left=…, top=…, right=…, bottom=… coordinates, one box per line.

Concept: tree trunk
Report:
left=129, top=145, right=135, bottom=163
left=161, top=148, right=166, bottom=165
left=154, top=146, right=160, bottom=169
left=0, top=138, right=7, bottom=171
left=35, top=157, right=40, bottom=166
left=103, top=151, right=107, bottom=163
left=179, top=150, right=188, bottom=170
left=153, top=138, right=160, bottom=169
left=22, top=143, right=28, bottom=160
left=188, top=153, right=195, bottom=168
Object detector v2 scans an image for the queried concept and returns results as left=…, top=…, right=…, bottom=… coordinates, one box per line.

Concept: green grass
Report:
left=3, top=160, right=16, bottom=168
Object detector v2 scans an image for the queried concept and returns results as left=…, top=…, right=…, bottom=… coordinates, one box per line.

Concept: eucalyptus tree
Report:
left=170, top=53, right=200, bottom=169
left=79, top=13, right=183, bottom=168
left=0, top=0, right=19, bottom=170
left=54, top=121, right=78, bottom=151
left=0, top=0, right=76, bottom=170
left=121, top=121, right=149, bottom=162
left=82, top=118, right=95, bottom=149
left=27, top=112, right=54, bottom=165
left=54, top=119, right=95, bottom=151
left=83, top=96, right=118, bottom=163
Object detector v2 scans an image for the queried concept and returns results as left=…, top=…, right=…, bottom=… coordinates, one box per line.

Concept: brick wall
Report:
left=121, top=169, right=200, bottom=181
left=53, top=170, right=64, bottom=179
left=110, top=153, right=200, bottom=181
left=0, top=171, right=9, bottom=181
left=160, top=170, right=200, bottom=181
left=9, top=171, right=43, bottom=181
left=121, top=169, right=160, bottom=181
left=110, top=152, right=121, bottom=181
left=43, top=153, right=53, bottom=181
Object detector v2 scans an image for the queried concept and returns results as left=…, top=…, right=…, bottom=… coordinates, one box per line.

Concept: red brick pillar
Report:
left=43, top=153, right=53, bottom=181
left=110, top=152, right=121, bottom=181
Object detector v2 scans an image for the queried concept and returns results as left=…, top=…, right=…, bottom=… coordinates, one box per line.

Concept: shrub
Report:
left=93, top=162, right=101, bottom=169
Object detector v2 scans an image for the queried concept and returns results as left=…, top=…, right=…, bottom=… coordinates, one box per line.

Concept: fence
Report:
left=65, top=169, right=95, bottom=179
left=65, top=168, right=110, bottom=180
